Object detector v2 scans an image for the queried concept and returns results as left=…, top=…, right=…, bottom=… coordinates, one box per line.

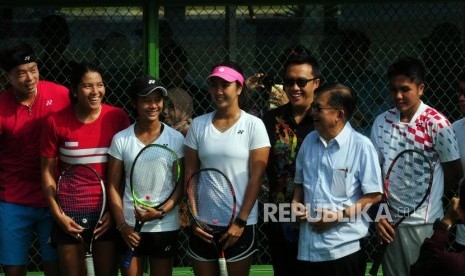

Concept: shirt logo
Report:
left=46, top=100, right=52, bottom=106
left=237, top=130, right=244, bottom=134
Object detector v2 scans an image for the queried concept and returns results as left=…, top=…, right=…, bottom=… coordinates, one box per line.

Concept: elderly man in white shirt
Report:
left=292, top=83, right=383, bottom=276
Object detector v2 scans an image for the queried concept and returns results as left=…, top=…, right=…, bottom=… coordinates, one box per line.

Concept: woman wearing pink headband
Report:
left=184, top=62, right=270, bottom=276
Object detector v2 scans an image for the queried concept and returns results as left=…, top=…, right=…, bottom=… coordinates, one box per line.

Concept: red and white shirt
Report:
left=40, top=104, right=130, bottom=184
left=0, top=81, right=70, bottom=207
left=370, top=102, right=460, bottom=224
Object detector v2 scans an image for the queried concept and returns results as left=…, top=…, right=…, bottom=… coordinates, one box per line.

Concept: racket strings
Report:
left=387, top=151, right=432, bottom=216
left=188, top=171, right=235, bottom=234
left=131, top=147, right=178, bottom=206
left=57, top=165, right=104, bottom=229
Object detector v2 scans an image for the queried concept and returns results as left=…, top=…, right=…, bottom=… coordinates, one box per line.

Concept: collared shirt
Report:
left=0, top=80, right=70, bottom=207
left=295, top=122, right=383, bottom=261
left=371, top=101, right=460, bottom=224
left=262, top=103, right=314, bottom=203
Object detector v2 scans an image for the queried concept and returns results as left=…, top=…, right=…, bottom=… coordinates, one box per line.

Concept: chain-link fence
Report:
left=1, top=2, right=464, bottom=272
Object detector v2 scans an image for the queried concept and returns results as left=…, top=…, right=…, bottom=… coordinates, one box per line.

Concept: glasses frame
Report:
left=310, top=104, right=340, bottom=113
left=282, top=77, right=319, bottom=88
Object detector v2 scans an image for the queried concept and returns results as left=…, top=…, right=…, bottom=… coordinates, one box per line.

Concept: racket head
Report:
left=186, top=168, right=237, bottom=235
left=130, top=144, right=180, bottom=209
left=56, top=164, right=106, bottom=231
left=384, top=149, right=434, bottom=223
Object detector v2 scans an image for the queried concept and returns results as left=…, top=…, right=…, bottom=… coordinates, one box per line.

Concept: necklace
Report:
left=14, top=89, right=37, bottom=115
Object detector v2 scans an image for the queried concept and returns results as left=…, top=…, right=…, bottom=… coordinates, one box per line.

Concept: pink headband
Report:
left=207, top=66, right=244, bottom=86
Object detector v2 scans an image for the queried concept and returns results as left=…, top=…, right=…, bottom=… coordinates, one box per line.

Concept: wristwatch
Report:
left=234, top=217, right=247, bottom=228
left=433, top=218, right=451, bottom=231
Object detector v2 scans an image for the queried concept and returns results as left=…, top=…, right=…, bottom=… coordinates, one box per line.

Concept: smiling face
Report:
left=6, top=62, right=39, bottom=96
left=311, top=91, right=342, bottom=140
left=207, top=77, right=241, bottom=110
left=136, top=92, right=164, bottom=123
left=389, top=75, right=424, bottom=122
left=75, top=71, right=105, bottom=112
left=283, top=63, right=319, bottom=111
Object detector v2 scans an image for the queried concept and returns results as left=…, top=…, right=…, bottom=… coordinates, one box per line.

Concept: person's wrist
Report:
left=433, top=218, right=451, bottom=231
left=156, top=208, right=166, bottom=219
left=234, top=217, right=247, bottom=228
left=117, top=222, right=127, bottom=232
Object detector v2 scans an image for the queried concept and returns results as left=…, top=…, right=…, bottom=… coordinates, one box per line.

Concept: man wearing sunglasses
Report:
left=261, top=54, right=320, bottom=276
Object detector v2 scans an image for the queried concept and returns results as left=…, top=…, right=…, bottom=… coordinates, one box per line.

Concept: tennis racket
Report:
left=186, top=168, right=237, bottom=276
left=56, top=164, right=106, bottom=254
left=122, top=144, right=181, bottom=269
left=369, top=149, right=433, bottom=275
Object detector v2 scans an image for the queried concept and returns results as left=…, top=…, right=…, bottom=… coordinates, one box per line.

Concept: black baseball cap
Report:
left=130, top=75, right=167, bottom=97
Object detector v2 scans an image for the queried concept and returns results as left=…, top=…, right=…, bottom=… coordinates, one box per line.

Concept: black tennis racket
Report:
left=56, top=164, right=106, bottom=254
left=186, top=168, right=237, bottom=276
left=369, top=149, right=433, bottom=275
left=122, top=144, right=180, bottom=269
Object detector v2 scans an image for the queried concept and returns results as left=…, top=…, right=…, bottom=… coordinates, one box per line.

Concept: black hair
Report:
left=387, top=57, right=425, bottom=85
left=68, top=63, right=104, bottom=103
left=314, top=82, right=357, bottom=120
left=0, top=42, right=36, bottom=73
left=283, top=54, right=321, bottom=80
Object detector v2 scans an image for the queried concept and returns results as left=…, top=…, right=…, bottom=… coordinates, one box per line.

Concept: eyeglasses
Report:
left=310, top=104, right=340, bottom=113
left=283, top=77, right=318, bottom=88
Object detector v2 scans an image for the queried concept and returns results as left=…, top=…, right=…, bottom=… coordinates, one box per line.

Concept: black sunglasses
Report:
left=283, top=77, right=318, bottom=88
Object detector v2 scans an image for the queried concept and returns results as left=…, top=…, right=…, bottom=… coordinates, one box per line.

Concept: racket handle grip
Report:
left=122, top=249, right=134, bottom=269
left=369, top=259, right=381, bottom=276
left=369, top=242, right=388, bottom=276
left=218, top=257, right=228, bottom=276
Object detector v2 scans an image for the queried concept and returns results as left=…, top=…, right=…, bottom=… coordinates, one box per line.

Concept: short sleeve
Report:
left=40, top=114, right=59, bottom=158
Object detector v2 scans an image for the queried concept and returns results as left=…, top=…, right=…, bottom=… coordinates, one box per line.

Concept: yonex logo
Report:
left=46, top=100, right=52, bottom=106
left=237, top=130, right=244, bottom=134
left=24, top=56, right=30, bottom=61
left=148, top=80, right=156, bottom=84
left=165, top=246, right=171, bottom=251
